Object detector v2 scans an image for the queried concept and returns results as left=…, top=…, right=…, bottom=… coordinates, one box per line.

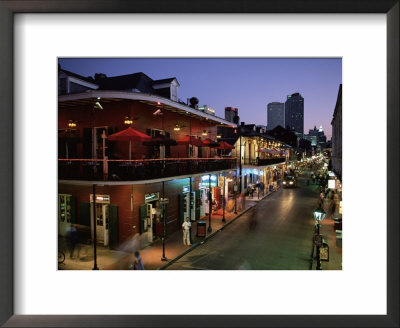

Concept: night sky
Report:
left=58, top=58, right=341, bottom=140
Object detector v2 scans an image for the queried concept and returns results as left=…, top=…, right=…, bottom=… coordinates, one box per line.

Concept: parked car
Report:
left=283, top=176, right=297, bottom=188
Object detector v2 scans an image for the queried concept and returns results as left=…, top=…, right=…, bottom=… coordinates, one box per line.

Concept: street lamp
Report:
left=160, top=181, right=168, bottom=261
left=222, top=172, right=226, bottom=223
left=234, top=180, right=238, bottom=214
left=207, top=174, right=212, bottom=233
left=313, top=206, right=326, bottom=270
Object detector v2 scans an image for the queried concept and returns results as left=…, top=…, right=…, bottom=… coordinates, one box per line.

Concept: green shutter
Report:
left=139, top=204, right=148, bottom=233
left=70, top=196, right=77, bottom=224
left=109, top=204, right=118, bottom=249
left=79, top=202, right=91, bottom=226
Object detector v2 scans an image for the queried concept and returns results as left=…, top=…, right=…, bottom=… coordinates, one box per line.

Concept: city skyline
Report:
left=58, top=58, right=341, bottom=140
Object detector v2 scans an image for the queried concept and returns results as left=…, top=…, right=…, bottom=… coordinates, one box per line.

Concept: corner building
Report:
left=58, top=69, right=236, bottom=249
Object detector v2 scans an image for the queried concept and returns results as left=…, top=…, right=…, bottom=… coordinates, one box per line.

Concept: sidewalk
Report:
left=59, top=187, right=280, bottom=270
left=309, top=187, right=342, bottom=270
left=317, top=194, right=342, bottom=270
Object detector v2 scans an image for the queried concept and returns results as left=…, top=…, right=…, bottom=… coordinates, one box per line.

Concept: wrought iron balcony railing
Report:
left=243, top=157, right=286, bottom=166
left=58, top=157, right=237, bottom=181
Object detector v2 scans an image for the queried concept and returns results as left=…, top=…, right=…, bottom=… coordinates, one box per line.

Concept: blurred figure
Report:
left=133, top=251, right=144, bottom=270
left=249, top=214, right=257, bottom=230
left=319, top=190, right=325, bottom=206
left=119, top=233, right=140, bottom=254
left=65, top=224, right=80, bottom=259
left=329, top=197, right=337, bottom=219
left=182, top=217, right=191, bottom=246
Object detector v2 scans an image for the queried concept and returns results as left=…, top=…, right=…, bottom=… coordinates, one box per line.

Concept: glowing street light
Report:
left=313, top=206, right=326, bottom=270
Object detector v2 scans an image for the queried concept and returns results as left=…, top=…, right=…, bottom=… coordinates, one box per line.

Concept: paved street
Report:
left=166, top=174, right=335, bottom=270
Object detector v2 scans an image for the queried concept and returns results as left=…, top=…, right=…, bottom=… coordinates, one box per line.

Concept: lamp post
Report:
left=313, top=206, right=326, bottom=270
left=92, top=184, right=99, bottom=270
left=222, top=172, right=226, bottom=223
left=207, top=174, right=212, bottom=233
left=161, top=181, right=167, bottom=261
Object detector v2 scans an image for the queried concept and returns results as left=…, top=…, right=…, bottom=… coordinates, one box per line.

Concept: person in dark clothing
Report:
left=66, top=224, right=80, bottom=259
left=133, top=251, right=144, bottom=270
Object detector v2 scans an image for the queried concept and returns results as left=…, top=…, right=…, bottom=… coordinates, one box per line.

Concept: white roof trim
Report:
left=68, top=76, right=99, bottom=89
left=59, top=90, right=236, bottom=127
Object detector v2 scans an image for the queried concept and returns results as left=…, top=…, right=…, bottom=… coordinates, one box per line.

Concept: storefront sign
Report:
left=320, top=243, right=330, bottom=261
left=182, top=185, right=190, bottom=193
left=328, top=179, right=336, bottom=189
left=90, top=194, right=110, bottom=203
left=200, top=174, right=218, bottom=187
left=145, top=192, right=159, bottom=203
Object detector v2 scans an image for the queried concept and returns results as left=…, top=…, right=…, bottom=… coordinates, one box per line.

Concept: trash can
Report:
left=197, top=221, right=207, bottom=237
left=269, top=184, right=273, bottom=192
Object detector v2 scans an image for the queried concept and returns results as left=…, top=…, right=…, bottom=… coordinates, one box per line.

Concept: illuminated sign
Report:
left=145, top=192, right=159, bottom=202
left=90, top=194, right=110, bottom=203
left=182, top=185, right=190, bottom=193
left=328, top=179, right=336, bottom=189
left=200, top=175, right=218, bottom=187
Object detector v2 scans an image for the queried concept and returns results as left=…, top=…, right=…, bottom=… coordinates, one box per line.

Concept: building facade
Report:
left=58, top=69, right=236, bottom=250
left=267, top=102, right=284, bottom=131
left=285, top=93, right=304, bottom=136
left=224, top=107, right=238, bottom=123
left=331, top=84, right=342, bottom=179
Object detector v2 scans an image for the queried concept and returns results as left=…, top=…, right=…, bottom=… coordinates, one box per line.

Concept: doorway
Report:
left=90, top=194, right=110, bottom=247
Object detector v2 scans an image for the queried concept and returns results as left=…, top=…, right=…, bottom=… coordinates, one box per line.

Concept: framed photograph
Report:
left=1, top=1, right=398, bottom=327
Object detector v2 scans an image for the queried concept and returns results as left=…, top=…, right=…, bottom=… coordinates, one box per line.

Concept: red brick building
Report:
left=58, top=69, right=236, bottom=249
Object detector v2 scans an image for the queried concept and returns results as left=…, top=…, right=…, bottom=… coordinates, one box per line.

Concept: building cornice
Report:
left=59, top=90, right=235, bottom=127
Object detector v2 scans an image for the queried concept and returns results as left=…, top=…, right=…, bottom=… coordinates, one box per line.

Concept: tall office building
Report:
left=267, top=102, right=284, bottom=130
left=225, top=107, right=238, bottom=123
left=285, top=92, right=304, bottom=135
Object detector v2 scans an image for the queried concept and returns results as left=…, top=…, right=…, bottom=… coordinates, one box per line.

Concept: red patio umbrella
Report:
left=201, top=138, right=219, bottom=157
left=176, top=135, right=203, bottom=147
left=201, top=138, right=219, bottom=147
left=216, top=141, right=235, bottom=150
left=108, top=127, right=151, bottom=160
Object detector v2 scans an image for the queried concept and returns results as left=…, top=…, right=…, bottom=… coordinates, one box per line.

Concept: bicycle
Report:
left=58, top=250, right=65, bottom=264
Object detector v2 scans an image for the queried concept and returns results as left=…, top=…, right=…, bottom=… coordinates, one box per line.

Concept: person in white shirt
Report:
left=182, top=217, right=192, bottom=246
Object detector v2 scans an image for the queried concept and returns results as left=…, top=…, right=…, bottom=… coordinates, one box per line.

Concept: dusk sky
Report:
left=58, top=58, right=341, bottom=140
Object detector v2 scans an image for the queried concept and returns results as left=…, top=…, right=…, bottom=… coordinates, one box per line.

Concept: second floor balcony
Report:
left=59, top=157, right=237, bottom=182
left=243, top=157, right=286, bottom=166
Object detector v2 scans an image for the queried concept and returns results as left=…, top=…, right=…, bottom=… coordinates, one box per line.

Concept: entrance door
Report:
left=93, top=203, right=110, bottom=246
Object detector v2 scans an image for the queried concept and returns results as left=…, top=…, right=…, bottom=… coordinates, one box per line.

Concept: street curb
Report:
left=158, top=189, right=278, bottom=270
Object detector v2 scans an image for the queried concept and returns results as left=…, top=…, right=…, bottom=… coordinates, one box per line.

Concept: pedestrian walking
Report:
left=320, top=190, right=325, bottom=206
left=133, top=251, right=144, bottom=270
left=65, top=224, right=80, bottom=259
left=182, top=217, right=192, bottom=246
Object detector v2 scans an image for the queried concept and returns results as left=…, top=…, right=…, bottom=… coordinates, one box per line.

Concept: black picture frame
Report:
left=0, top=1, right=398, bottom=327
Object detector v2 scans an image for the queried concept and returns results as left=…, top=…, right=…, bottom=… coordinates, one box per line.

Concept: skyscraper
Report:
left=267, top=102, right=284, bottom=131
left=224, top=107, right=238, bottom=123
left=285, top=92, right=304, bottom=135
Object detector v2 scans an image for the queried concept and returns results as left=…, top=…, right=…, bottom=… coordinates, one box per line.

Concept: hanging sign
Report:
left=90, top=194, right=110, bottom=203
left=145, top=192, right=159, bottom=203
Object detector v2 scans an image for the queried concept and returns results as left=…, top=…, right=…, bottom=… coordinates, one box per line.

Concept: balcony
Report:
left=58, top=158, right=237, bottom=182
left=243, top=157, right=286, bottom=166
